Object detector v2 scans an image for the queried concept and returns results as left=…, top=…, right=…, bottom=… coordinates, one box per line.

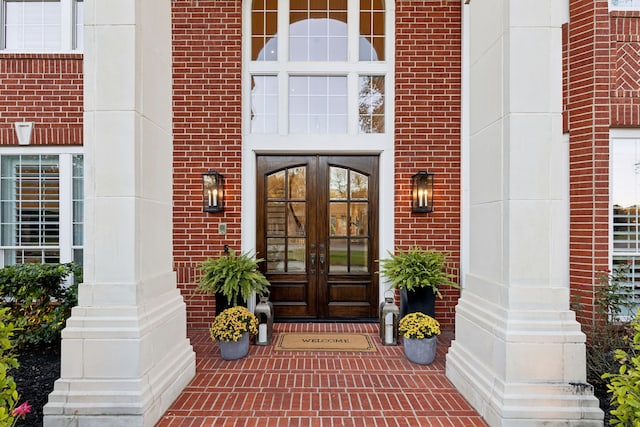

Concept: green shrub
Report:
left=0, top=263, right=81, bottom=349
left=0, top=308, right=19, bottom=426
left=574, top=263, right=636, bottom=391
left=603, top=314, right=640, bottom=426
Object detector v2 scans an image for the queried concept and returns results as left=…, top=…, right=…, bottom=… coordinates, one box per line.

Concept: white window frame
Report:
left=610, top=128, right=640, bottom=318
left=609, top=0, right=640, bottom=11
left=0, top=0, right=83, bottom=53
left=241, top=0, right=396, bottom=305
left=0, top=146, right=83, bottom=267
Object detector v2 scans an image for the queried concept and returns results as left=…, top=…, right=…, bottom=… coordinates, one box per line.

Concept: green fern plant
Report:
left=378, top=247, right=458, bottom=298
left=197, top=250, right=270, bottom=307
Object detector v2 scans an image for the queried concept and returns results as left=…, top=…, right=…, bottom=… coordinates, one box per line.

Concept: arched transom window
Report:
left=249, top=0, right=388, bottom=135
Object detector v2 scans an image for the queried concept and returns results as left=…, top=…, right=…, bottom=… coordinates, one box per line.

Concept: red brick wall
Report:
left=0, top=54, right=83, bottom=145
left=395, top=1, right=462, bottom=330
left=610, top=10, right=640, bottom=127
left=172, top=1, right=243, bottom=329
left=172, top=1, right=463, bottom=329
left=566, top=0, right=612, bottom=327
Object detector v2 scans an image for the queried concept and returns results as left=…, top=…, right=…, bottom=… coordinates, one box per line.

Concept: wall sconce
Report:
left=412, top=171, right=434, bottom=213
left=202, top=170, right=224, bottom=213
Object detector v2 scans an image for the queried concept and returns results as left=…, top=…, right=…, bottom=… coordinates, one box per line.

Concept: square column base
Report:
left=446, top=292, right=604, bottom=426
left=43, top=289, right=196, bottom=427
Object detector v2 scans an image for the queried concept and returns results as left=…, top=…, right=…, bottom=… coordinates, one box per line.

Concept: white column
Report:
left=43, top=0, right=196, bottom=426
left=447, top=0, right=603, bottom=425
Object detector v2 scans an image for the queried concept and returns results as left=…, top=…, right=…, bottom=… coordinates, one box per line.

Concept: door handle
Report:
left=319, top=254, right=325, bottom=273
left=310, top=253, right=316, bottom=274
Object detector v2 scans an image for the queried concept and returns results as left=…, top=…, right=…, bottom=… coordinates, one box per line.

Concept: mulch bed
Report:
left=10, top=344, right=61, bottom=427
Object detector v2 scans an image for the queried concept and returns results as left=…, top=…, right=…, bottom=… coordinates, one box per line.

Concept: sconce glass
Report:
left=412, top=171, right=434, bottom=213
left=202, top=170, right=224, bottom=213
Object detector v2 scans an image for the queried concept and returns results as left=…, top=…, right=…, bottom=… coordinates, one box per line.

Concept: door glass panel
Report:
left=287, top=202, right=306, bottom=236
left=287, top=237, right=306, bottom=271
left=328, top=165, right=370, bottom=273
left=330, top=167, right=348, bottom=199
left=267, top=170, right=285, bottom=198
left=350, top=203, right=368, bottom=236
left=288, top=166, right=306, bottom=198
left=267, top=237, right=285, bottom=270
left=350, top=170, right=368, bottom=198
left=329, top=202, right=348, bottom=236
left=329, top=238, right=348, bottom=273
left=267, top=202, right=286, bottom=235
left=265, top=166, right=307, bottom=273
left=350, top=238, right=368, bottom=272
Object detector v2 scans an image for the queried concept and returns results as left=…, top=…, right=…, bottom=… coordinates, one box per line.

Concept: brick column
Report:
left=43, top=1, right=196, bottom=426
left=446, top=1, right=603, bottom=425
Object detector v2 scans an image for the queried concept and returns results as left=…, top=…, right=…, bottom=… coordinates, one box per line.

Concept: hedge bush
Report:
left=0, top=308, right=19, bottom=426
left=0, top=263, right=81, bottom=349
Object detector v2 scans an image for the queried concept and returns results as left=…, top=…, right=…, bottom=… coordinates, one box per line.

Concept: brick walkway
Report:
left=156, top=323, right=487, bottom=427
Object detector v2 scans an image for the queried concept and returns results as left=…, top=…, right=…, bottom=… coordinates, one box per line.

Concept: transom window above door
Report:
left=248, top=0, right=388, bottom=135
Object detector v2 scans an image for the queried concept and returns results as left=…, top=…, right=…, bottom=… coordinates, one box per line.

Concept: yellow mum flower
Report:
left=209, top=306, right=259, bottom=342
left=398, top=312, right=440, bottom=339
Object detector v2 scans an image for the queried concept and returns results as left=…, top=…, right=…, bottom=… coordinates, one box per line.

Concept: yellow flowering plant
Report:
left=209, top=306, right=259, bottom=342
left=398, top=312, right=441, bottom=339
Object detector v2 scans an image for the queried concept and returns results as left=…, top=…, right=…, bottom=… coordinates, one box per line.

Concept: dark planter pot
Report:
left=400, top=287, right=436, bottom=318
left=215, top=292, right=253, bottom=315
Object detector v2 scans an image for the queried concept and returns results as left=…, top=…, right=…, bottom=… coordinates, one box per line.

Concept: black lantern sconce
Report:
left=202, top=171, right=224, bottom=213
left=412, top=171, right=434, bottom=213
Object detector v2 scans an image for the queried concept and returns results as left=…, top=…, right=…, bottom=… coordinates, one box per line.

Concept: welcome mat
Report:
left=274, top=332, right=377, bottom=352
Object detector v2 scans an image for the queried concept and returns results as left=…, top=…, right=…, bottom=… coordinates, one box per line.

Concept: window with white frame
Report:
left=610, top=0, right=640, bottom=10
left=0, top=153, right=83, bottom=266
left=611, top=136, right=640, bottom=316
left=249, top=0, right=388, bottom=135
left=1, top=0, right=83, bottom=52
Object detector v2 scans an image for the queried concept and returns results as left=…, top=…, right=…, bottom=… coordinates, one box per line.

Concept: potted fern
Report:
left=378, top=247, right=458, bottom=318
left=197, top=249, right=270, bottom=313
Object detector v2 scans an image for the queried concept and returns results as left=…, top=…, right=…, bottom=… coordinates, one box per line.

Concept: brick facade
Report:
left=0, top=54, right=83, bottom=145
left=2, top=2, right=639, bottom=333
left=565, top=1, right=640, bottom=327
left=394, top=1, right=462, bottom=329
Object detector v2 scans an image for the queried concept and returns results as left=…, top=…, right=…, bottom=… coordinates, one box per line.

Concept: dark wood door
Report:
left=256, top=155, right=379, bottom=320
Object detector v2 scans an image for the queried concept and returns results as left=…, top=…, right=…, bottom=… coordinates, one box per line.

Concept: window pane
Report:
left=251, top=0, right=277, bottom=60
left=289, top=76, right=347, bottom=134
left=359, top=75, right=385, bottom=133
left=610, top=0, right=640, bottom=9
left=0, top=155, right=60, bottom=264
left=612, top=139, right=640, bottom=315
left=75, top=0, right=83, bottom=50
left=251, top=75, right=278, bottom=133
left=5, top=0, right=62, bottom=51
left=359, top=0, right=384, bottom=60
left=73, top=155, right=83, bottom=246
left=289, top=0, right=347, bottom=61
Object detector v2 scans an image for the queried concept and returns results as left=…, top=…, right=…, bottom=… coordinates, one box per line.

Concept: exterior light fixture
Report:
left=254, top=296, right=274, bottom=345
left=379, top=295, right=399, bottom=345
left=412, top=171, right=434, bottom=213
left=202, top=170, right=224, bottom=213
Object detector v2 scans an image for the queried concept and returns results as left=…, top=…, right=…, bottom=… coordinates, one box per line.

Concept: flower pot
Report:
left=400, top=287, right=436, bottom=318
left=403, top=335, right=437, bottom=365
left=218, top=332, right=250, bottom=360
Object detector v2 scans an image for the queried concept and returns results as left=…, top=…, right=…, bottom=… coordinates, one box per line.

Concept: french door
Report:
left=256, top=155, right=379, bottom=320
